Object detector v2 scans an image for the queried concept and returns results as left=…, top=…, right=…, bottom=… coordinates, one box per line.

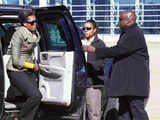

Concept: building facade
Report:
left=1, top=0, right=160, bottom=35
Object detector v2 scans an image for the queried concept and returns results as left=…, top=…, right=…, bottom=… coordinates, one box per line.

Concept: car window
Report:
left=42, top=22, right=67, bottom=51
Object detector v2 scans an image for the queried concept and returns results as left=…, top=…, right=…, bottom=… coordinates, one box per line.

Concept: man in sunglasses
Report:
left=81, top=19, right=106, bottom=120
left=83, top=10, right=150, bottom=120
left=6, top=10, right=42, bottom=120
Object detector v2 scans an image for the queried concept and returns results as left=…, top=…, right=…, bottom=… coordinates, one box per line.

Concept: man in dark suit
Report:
left=83, top=10, right=150, bottom=120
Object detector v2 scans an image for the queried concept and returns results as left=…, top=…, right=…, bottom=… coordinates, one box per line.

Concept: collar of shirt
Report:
left=121, top=23, right=137, bottom=33
left=81, top=36, right=95, bottom=46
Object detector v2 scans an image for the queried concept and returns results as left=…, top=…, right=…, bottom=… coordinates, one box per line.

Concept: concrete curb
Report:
left=149, top=114, right=160, bottom=119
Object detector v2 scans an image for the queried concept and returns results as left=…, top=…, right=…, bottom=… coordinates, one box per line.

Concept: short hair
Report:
left=85, top=19, right=97, bottom=29
left=18, top=10, right=35, bottom=23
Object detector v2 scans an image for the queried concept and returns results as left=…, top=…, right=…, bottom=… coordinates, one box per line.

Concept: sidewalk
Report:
left=103, top=40, right=160, bottom=120
left=146, top=42, right=160, bottom=120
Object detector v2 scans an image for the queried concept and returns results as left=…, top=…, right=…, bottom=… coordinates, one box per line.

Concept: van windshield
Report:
left=42, top=22, right=67, bottom=51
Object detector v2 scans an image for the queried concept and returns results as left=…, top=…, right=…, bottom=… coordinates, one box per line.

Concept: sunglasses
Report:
left=119, top=18, right=122, bottom=21
left=26, top=20, right=37, bottom=26
left=83, top=27, right=92, bottom=31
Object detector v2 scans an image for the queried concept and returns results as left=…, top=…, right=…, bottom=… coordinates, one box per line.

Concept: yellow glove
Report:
left=24, top=62, right=34, bottom=69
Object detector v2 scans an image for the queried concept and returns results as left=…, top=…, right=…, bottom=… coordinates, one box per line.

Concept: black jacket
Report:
left=95, top=23, right=150, bottom=97
left=86, top=36, right=106, bottom=86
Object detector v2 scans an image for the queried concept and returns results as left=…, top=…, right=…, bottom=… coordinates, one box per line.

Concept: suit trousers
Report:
left=86, top=87, right=102, bottom=120
left=7, top=70, right=42, bottom=120
left=119, top=96, right=149, bottom=120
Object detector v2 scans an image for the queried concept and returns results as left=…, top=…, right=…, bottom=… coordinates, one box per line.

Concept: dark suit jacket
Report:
left=95, top=23, right=150, bottom=97
left=86, top=36, right=106, bottom=86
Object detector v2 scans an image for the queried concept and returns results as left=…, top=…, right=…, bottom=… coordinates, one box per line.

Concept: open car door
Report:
left=39, top=51, right=74, bottom=106
left=35, top=6, right=86, bottom=107
left=0, top=38, right=5, bottom=119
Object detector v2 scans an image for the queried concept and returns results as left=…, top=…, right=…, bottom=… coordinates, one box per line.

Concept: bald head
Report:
left=122, top=10, right=136, bottom=22
left=119, top=10, right=136, bottom=28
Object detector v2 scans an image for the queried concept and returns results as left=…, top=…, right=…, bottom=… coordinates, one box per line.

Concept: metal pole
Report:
left=19, top=0, right=23, bottom=5
left=2, top=0, right=7, bottom=4
left=55, top=0, right=62, bottom=5
left=63, top=0, right=67, bottom=6
left=86, top=0, right=91, bottom=20
left=92, top=0, right=96, bottom=20
left=140, top=0, right=144, bottom=25
left=69, top=0, right=72, bottom=15
left=135, top=0, right=140, bottom=24
left=39, top=0, right=48, bottom=6
left=135, top=0, right=144, bottom=26
left=110, top=0, right=115, bottom=34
